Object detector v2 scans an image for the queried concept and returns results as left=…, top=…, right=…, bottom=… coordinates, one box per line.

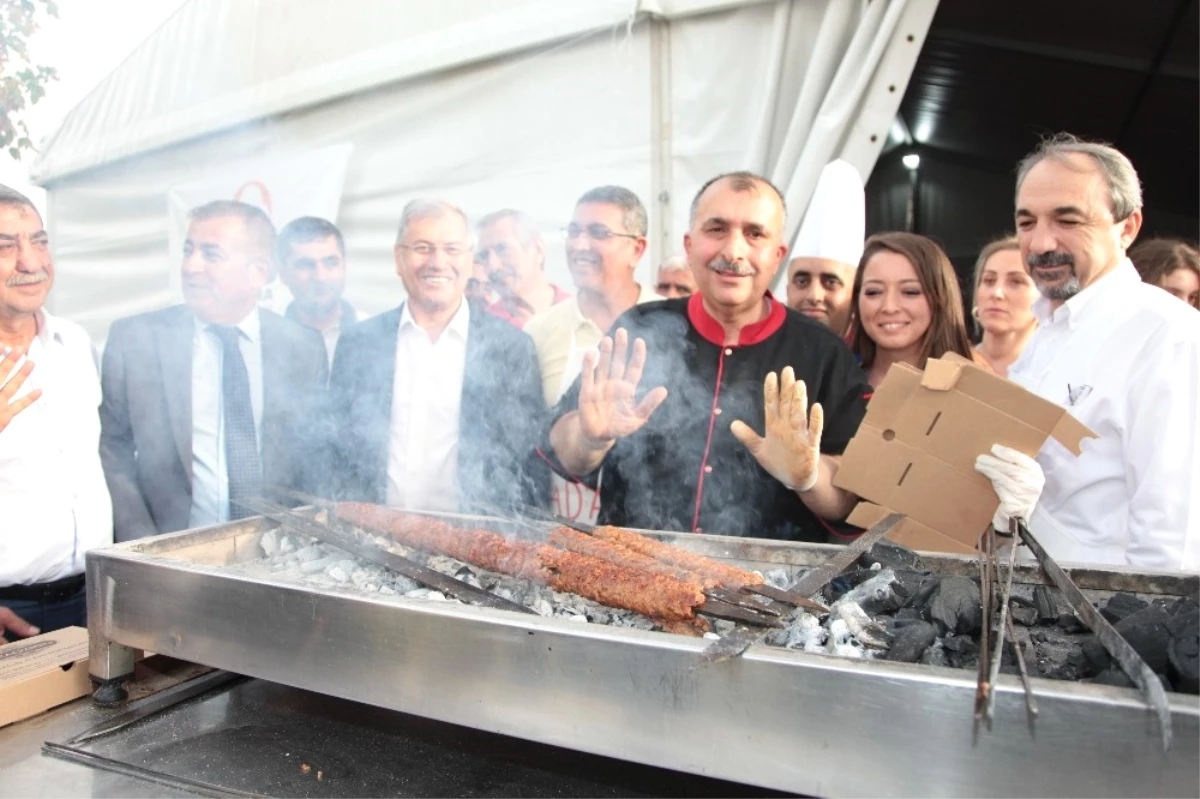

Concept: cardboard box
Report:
left=834, top=354, right=1095, bottom=554
left=0, top=626, right=90, bottom=727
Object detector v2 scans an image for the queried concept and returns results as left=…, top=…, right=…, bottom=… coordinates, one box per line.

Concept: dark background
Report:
left=866, top=0, right=1199, bottom=288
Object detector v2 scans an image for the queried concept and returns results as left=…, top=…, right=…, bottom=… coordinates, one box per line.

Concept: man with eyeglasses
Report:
left=100, top=200, right=329, bottom=542
left=327, top=199, right=548, bottom=514
left=523, top=186, right=660, bottom=523
left=0, top=185, right=111, bottom=640
left=541, top=172, right=870, bottom=541
left=476, top=209, right=570, bottom=328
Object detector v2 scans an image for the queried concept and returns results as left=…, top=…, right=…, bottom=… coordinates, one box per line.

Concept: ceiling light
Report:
left=902, top=153, right=920, bottom=170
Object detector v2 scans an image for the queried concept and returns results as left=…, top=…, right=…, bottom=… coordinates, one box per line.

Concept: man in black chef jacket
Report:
left=541, top=172, right=868, bottom=541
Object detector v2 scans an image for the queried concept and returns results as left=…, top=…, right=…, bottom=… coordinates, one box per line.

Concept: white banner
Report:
left=166, top=143, right=354, bottom=314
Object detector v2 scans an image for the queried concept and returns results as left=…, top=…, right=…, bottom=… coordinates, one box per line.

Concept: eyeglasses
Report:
left=563, top=224, right=641, bottom=242
left=398, top=242, right=470, bottom=258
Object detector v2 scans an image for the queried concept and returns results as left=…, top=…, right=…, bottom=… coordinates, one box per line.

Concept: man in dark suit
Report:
left=100, top=200, right=328, bottom=541
left=329, top=199, right=548, bottom=515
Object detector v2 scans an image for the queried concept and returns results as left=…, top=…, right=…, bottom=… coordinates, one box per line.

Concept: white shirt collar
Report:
left=1031, top=257, right=1139, bottom=330
left=399, top=297, right=471, bottom=341
left=194, top=307, right=262, bottom=343
left=32, top=307, right=65, bottom=345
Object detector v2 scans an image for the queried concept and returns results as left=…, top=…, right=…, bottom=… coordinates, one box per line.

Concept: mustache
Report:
left=708, top=256, right=756, bottom=277
left=569, top=252, right=601, bottom=266
left=1027, top=252, right=1074, bottom=269
left=5, top=269, right=49, bottom=287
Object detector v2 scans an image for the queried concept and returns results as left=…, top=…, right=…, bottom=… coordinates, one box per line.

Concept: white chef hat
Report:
left=791, top=159, right=865, bottom=267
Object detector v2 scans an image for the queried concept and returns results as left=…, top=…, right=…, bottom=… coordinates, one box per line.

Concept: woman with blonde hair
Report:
left=971, top=236, right=1039, bottom=377
left=849, top=232, right=977, bottom=388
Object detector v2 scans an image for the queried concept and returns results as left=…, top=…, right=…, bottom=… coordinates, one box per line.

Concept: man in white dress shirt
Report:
left=0, top=185, right=112, bottom=639
left=328, top=199, right=548, bottom=513
left=977, top=134, right=1200, bottom=572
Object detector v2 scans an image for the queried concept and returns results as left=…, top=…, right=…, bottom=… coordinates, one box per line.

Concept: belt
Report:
left=0, top=573, right=86, bottom=604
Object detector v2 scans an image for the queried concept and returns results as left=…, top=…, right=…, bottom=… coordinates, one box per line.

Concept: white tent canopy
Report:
left=34, top=0, right=937, bottom=342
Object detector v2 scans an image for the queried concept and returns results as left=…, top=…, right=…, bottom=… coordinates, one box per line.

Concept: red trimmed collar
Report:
left=686, top=291, right=787, bottom=347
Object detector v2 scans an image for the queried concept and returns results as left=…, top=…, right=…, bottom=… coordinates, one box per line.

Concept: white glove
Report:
left=974, top=443, right=1044, bottom=530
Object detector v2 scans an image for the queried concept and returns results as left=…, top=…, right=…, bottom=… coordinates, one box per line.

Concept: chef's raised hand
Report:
left=731, top=366, right=823, bottom=492
left=0, top=347, right=40, bottom=435
left=578, top=328, right=669, bottom=448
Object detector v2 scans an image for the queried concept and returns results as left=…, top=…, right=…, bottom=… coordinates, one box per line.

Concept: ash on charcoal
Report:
left=1010, top=604, right=1040, bottom=627
left=927, top=576, right=982, bottom=635
left=834, top=602, right=891, bottom=649
left=767, top=612, right=826, bottom=653
left=1101, top=592, right=1148, bottom=624
left=1114, top=606, right=1173, bottom=673
left=1167, top=608, right=1199, bottom=694
left=885, top=621, right=937, bottom=663
left=920, top=640, right=948, bottom=668
left=763, top=568, right=791, bottom=590
left=833, top=569, right=908, bottom=616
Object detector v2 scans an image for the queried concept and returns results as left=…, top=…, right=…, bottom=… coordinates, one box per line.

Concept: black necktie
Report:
left=209, top=325, right=262, bottom=519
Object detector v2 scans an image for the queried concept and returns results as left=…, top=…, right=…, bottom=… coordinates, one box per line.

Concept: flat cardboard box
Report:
left=834, top=354, right=1095, bottom=554
left=0, top=626, right=90, bottom=728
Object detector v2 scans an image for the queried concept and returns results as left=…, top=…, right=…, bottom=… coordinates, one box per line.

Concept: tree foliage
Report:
left=1, top=0, right=58, bottom=161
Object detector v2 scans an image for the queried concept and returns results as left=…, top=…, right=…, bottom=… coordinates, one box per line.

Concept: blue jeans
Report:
left=1, top=589, right=86, bottom=643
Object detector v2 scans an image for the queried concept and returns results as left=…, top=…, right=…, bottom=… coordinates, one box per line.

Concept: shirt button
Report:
left=723, top=348, right=733, bottom=356
left=704, top=465, right=713, bottom=474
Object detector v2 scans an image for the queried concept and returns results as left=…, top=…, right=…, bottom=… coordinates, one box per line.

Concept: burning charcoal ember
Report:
left=405, top=587, right=430, bottom=598
left=259, top=529, right=280, bottom=556
left=1167, top=608, right=1199, bottom=694
left=531, top=597, right=554, bottom=617
left=294, top=544, right=325, bottom=562
left=1033, top=585, right=1059, bottom=624
left=833, top=601, right=891, bottom=649
left=567, top=614, right=589, bottom=624
left=777, top=612, right=826, bottom=653
left=885, top=620, right=937, bottom=663
left=927, top=576, right=982, bottom=635
left=1100, top=592, right=1149, bottom=624
left=1114, top=606, right=1173, bottom=673
left=832, top=569, right=907, bottom=615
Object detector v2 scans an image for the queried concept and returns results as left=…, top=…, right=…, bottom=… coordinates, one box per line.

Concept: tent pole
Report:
left=648, top=14, right=673, bottom=270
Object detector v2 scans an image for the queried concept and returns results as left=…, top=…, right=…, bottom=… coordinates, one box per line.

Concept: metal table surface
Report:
left=3, top=676, right=790, bottom=798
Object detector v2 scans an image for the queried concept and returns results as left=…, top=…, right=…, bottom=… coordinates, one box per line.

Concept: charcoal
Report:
left=1080, top=636, right=1111, bottom=673
left=886, top=621, right=937, bottom=663
left=908, top=574, right=942, bottom=611
left=1056, top=613, right=1086, bottom=633
left=1167, top=608, right=1199, bottom=694
left=1033, top=585, right=1059, bottom=624
left=1010, top=604, right=1040, bottom=627
left=1168, top=596, right=1199, bottom=617
left=1100, top=592, right=1148, bottom=624
left=1092, top=669, right=1136, bottom=689
left=861, top=540, right=925, bottom=573
left=1114, top=606, right=1173, bottom=673
left=942, top=634, right=978, bottom=655
left=927, top=576, right=982, bottom=635
left=920, top=640, right=949, bottom=668
left=834, top=569, right=908, bottom=615
left=894, top=606, right=923, bottom=622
